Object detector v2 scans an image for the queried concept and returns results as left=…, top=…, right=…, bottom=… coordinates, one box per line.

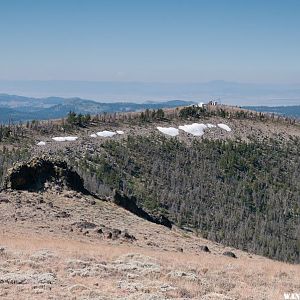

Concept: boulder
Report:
left=55, top=211, right=70, bottom=218
left=73, top=221, right=97, bottom=229
left=95, top=228, right=103, bottom=234
left=122, top=229, right=136, bottom=241
left=199, top=245, right=210, bottom=252
left=223, top=251, right=237, bottom=258
left=112, top=228, right=122, bottom=239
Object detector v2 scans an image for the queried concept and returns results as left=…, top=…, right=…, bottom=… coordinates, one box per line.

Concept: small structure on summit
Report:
left=207, top=100, right=218, bottom=106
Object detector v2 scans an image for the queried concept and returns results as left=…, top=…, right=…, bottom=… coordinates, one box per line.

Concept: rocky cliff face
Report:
left=4, top=156, right=87, bottom=193
left=112, top=190, right=172, bottom=229
left=3, top=156, right=173, bottom=228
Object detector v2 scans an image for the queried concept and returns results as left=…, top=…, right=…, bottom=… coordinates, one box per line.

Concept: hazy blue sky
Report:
left=1, top=0, right=300, bottom=84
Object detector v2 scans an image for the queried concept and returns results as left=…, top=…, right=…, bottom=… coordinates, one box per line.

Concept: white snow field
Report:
left=96, top=131, right=116, bottom=137
left=217, top=124, right=232, bottom=132
left=52, top=136, right=78, bottom=142
left=206, top=123, right=217, bottom=128
left=90, top=134, right=97, bottom=138
left=179, top=123, right=207, bottom=136
left=36, top=141, right=46, bottom=146
left=116, top=130, right=125, bottom=135
left=157, top=126, right=179, bottom=137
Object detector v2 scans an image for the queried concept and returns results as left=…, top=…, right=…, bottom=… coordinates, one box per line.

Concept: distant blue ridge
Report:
left=0, top=94, right=195, bottom=124
left=243, top=105, right=300, bottom=119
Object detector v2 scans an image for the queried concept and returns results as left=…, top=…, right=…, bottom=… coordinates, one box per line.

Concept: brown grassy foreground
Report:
left=1, top=233, right=299, bottom=300
left=0, top=189, right=299, bottom=299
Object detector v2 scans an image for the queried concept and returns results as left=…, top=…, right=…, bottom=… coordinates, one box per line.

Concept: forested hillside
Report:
left=0, top=105, right=299, bottom=263
left=74, top=135, right=300, bottom=263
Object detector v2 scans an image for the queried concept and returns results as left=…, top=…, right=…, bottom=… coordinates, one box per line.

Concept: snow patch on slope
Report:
left=37, top=141, right=46, bottom=146
left=96, top=131, right=116, bottom=137
left=179, top=123, right=207, bottom=136
left=52, top=136, right=78, bottom=142
left=217, top=124, right=232, bottom=132
left=206, top=123, right=217, bottom=128
left=157, top=127, right=179, bottom=137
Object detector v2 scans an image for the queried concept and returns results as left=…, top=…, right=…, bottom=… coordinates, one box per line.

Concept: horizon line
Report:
left=0, top=79, right=300, bottom=86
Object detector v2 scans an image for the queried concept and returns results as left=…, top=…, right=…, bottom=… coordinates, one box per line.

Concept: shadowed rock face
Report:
left=112, top=190, right=172, bottom=229
left=4, top=157, right=87, bottom=193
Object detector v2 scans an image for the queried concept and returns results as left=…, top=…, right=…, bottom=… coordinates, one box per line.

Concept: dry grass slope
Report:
left=0, top=188, right=299, bottom=299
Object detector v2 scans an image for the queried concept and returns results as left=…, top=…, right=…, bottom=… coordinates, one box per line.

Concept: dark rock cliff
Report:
left=4, top=156, right=88, bottom=194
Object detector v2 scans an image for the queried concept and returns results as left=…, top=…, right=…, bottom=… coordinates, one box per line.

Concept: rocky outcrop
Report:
left=112, top=190, right=172, bottom=229
left=199, top=245, right=210, bottom=253
left=223, top=251, right=237, bottom=258
left=4, top=156, right=88, bottom=194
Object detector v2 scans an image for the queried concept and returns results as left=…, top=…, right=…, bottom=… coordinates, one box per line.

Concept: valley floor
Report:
left=0, top=189, right=299, bottom=300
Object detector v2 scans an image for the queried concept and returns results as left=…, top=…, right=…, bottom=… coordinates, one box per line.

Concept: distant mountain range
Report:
left=244, top=105, right=300, bottom=119
left=1, top=92, right=299, bottom=124
left=1, top=80, right=300, bottom=105
left=0, top=94, right=195, bottom=123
